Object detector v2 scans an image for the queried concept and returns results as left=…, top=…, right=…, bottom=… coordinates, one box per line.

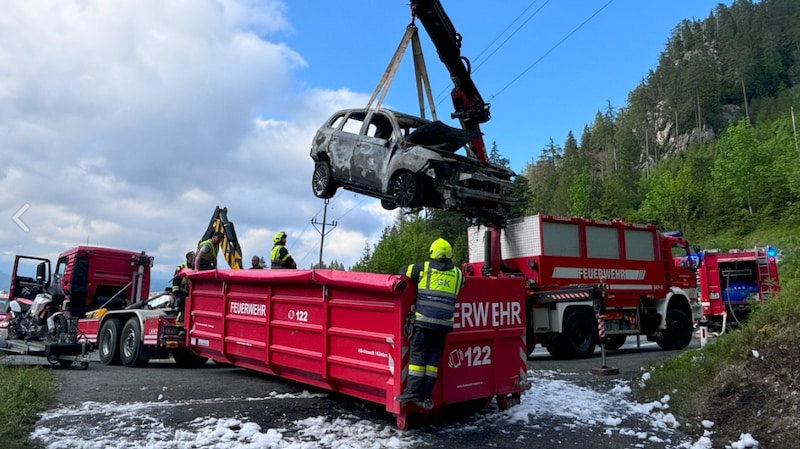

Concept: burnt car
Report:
left=309, top=108, right=515, bottom=220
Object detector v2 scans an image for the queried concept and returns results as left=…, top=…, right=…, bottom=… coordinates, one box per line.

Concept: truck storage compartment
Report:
left=183, top=269, right=527, bottom=428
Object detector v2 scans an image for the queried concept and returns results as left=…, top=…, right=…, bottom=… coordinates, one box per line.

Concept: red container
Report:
left=183, top=269, right=528, bottom=428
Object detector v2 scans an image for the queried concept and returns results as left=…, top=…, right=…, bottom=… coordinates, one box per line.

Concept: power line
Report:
left=490, top=0, right=615, bottom=101
left=433, top=0, right=547, bottom=106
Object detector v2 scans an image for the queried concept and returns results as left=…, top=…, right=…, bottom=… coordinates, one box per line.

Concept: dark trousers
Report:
left=403, top=325, right=447, bottom=400
left=175, top=291, right=187, bottom=323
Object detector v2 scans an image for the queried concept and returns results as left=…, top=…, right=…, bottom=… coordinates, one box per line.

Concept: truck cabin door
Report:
left=9, top=256, right=51, bottom=300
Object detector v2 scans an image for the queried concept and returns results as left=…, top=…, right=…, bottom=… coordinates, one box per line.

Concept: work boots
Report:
left=395, top=375, right=425, bottom=403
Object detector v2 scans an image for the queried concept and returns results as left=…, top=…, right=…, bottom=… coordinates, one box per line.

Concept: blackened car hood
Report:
left=406, top=121, right=481, bottom=153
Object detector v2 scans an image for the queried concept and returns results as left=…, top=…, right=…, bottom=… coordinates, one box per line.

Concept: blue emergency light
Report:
left=766, top=246, right=777, bottom=258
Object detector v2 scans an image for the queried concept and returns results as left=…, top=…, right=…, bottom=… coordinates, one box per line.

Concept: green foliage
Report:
left=351, top=214, right=453, bottom=274
left=310, top=259, right=345, bottom=270
left=0, top=364, right=57, bottom=448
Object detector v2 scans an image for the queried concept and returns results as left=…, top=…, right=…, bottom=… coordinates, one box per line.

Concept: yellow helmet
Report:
left=430, top=238, right=452, bottom=260
left=273, top=231, right=287, bottom=244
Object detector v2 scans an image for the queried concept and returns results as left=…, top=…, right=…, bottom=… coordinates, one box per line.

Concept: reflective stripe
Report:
left=416, top=299, right=452, bottom=310
left=424, top=366, right=438, bottom=378
left=408, top=364, right=426, bottom=377
left=414, top=313, right=454, bottom=327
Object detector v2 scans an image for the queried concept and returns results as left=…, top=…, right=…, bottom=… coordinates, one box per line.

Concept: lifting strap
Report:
left=366, top=25, right=437, bottom=121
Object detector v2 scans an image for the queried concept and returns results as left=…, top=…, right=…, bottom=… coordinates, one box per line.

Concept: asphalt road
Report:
left=18, top=336, right=703, bottom=449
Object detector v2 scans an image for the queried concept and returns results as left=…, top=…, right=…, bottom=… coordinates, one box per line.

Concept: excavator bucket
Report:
left=200, top=206, right=243, bottom=269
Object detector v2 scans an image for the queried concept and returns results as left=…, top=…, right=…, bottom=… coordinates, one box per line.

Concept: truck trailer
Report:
left=465, top=214, right=699, bottom=359
left=181, top=268, right=529, bottom=429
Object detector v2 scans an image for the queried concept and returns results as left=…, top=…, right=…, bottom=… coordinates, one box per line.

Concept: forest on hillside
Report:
left=349, top=0, right=800, bottom=272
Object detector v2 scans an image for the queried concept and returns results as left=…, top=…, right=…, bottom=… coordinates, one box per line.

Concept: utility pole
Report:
left=311, top=199, right=338, bottom=268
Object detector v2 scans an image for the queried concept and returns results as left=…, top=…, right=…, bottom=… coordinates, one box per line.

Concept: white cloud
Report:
left=0, top=0, right=393, bottom=280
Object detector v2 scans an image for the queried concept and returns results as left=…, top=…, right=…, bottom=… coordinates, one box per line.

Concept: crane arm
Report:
left=200, top=206, right=243, bottom=269
left=411, top=0, right=490, bottom=162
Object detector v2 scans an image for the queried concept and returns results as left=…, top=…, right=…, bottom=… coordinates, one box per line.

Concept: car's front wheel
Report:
left=391, top=171, right=420, bottom=207
left=312, top=161, right=337, bottom=199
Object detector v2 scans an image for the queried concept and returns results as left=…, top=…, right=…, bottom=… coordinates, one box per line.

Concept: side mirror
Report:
left=36, top=262, right=47, bottom=283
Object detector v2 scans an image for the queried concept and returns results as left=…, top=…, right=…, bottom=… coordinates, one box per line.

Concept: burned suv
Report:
left=309, top=108, right=514, bottom=220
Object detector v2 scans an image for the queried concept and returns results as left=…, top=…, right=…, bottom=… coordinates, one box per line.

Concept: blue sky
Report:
left=0, top=0, right=728, bottom=282
left=285, top=0, right=725, bottom=172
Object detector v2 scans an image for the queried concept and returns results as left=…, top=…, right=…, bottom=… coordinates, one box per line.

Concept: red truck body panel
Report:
left=183, top=269, right=527, bottom=427
left=56, top=246, right=152, bottom=311
left=699, top=247, right=779, bottom=320
left=465, top=215, right=697, bottom=304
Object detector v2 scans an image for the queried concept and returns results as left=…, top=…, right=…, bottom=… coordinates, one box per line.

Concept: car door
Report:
left=350, top=110, right=394, bottom=189
left=328, top=111, right=367, bottom=183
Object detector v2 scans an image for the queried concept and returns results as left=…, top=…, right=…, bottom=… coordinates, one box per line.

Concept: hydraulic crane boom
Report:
left=199, top=206, right=243, bottom=269
left=411, top=0, right=490, bottom=162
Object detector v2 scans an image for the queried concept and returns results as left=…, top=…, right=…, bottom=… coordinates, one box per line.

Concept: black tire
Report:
left=391, top=171, right=420, bottom=207
left=172, top=348, right=209, bottom=368
left=544, top=340, right=568, bottom=359
left=603, top=334, right=628, bottom=351
left=120, top=317, right=149, bottom=367
left=380, top=198, right=398, bottom=210
left=657, top=309, right=693, bottom=350
left=525, top=331, right=536, bottom=356
left=312, top=161, right=337, bottom=199
left=7, top=318, right=21, bottom=340
left=48, top=314, right=69, bottom=343
left=98, top=319, right=123, bottom=365
left=47, top=355, right=73, bottom=368
left=561, top=310, right=598, bottom=359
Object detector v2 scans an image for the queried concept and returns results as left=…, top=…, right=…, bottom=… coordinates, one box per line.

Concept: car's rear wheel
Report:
left=380, top=199, right=398, bottom=210
left=312, top=161, right=337, bottom=199
left=391, top=171, right=420, bottom=207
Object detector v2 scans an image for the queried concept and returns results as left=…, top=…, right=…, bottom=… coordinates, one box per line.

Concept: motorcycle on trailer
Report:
left=7, top=289, right=72, bottom=343
left=2, top=275, right=89, bottom=369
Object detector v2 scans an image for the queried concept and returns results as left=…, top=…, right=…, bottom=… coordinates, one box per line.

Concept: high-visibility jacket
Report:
left=271, top=244, right=296, bottom=269
left=196, top=239, right=218, bottom=270
left=171, top=262, right=190, bottom=293
left=405, top=259, right=464, bottom=332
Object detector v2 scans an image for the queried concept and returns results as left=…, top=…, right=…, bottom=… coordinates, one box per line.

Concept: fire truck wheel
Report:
left=562, top=309, right=598, bottom=359
left=98, top=319, right=123, bottom=365
left=120, top=317, right=150, bottom=367
left=657, top=309, right=693, bottom=350
left=603, top=334, right=627, bottom=351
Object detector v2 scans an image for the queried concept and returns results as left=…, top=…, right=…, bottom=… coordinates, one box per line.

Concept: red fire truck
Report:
left=697, top=246, right=779, bottom=332
left=464, top=214, right=699, bottom=359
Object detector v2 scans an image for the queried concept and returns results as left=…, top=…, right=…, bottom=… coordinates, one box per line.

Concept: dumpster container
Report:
left=183, top=269, right=528, bottom=428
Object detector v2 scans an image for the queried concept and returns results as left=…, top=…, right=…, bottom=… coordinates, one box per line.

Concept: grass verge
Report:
left=637, top=223, right=800, bottom=448
left=0, top=363, right=58, bottom=448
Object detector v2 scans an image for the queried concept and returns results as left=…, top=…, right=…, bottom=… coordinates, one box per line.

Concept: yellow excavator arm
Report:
left=200, top=206, right=243, bottom=269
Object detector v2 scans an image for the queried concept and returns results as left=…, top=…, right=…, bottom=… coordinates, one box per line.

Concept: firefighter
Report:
left=250, top=255, right=264, bottom=269
left=171, top=251, right=194, bottom=327
left=396, top=238, right=465, bottom=410
left=270, top=232, right=297, bottom=269
left=194, top=231, right=224, bottom=271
